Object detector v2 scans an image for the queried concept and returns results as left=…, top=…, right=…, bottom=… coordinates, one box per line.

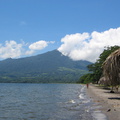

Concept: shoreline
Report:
left=86, top=84, right=120, bottom=120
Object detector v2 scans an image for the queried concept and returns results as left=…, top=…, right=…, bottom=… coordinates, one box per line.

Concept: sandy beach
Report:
left=87, top=84, right=120, bottom=120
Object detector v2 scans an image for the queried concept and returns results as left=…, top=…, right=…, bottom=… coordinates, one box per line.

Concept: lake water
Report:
left=0, top=83, right=107, bottom=120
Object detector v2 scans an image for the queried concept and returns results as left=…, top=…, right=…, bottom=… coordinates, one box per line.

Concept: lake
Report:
left=0, top=83, right=107, bottom=120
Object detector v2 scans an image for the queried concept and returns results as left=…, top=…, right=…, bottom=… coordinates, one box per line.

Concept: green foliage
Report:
left=78, top=45, right=120, bottom=84
left=77, top=73, right=93, bottom=84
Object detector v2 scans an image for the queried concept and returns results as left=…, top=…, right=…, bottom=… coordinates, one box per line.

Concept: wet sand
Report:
left=87, top=84, right=120, bottom=120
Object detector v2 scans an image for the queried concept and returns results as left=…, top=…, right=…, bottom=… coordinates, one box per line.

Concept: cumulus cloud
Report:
left=29, top=40, right=55, bottom=50
left=0, top=40, right=55, bottom=59
left=0, top=40, right=23, bottom=59
left=25, top=50, right=34, bottom=55
left=58, top=27, right=120, bottom=62
left=29, top=40, right=48, bottom=50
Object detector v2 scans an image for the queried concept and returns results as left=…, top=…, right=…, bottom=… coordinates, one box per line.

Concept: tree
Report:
left=77, top=73, right=94, bottom=84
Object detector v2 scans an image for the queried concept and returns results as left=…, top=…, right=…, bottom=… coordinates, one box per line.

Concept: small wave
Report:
left=85, top=109, right=90, bottom=112
left=79, top=93, right=85, bottom=99
left=79, top=85, right=91, bottom=104
left=80, top=85, right=86, bottom=92
left=79, top=85, right=86, bottom=99
left=67, top=100, right=76, bottom=104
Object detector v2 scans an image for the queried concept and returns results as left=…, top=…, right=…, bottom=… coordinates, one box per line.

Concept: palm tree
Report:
left=103, top=48, right=120, bottom=92
left=98, top=77, right=110, bottom=86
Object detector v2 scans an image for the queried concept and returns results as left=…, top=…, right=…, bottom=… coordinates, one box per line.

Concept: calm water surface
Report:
left=0, top=83, right=107, bottom=120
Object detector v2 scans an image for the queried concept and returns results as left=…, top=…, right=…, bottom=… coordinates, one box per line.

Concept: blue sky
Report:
left=0, top=0, right=120, bottom=62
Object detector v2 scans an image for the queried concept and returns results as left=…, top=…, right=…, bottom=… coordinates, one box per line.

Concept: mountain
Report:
left=0, top=50, right=92, bottom=83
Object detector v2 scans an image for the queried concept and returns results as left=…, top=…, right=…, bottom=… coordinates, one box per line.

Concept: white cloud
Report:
left=58, top=27, right=120, bottom=62
left=29, top=40, right=55, bottom=50
left=25, top=50, right=34, bottom=55
left=49, top=41, right=55, bottom=44
left=29, top=40, right=48, bottom=50
left=58, top=33, right=90, bottom=56
left=0, top=40, right=55, bottom=60
left=0, top=40, right=23, bottom=59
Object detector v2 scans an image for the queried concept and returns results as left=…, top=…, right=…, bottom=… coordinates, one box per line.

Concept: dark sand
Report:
left=87, top=84, right=120, bottom=120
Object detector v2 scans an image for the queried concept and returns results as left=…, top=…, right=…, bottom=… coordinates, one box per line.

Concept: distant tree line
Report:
left=0, top=68, right=88, bottom=83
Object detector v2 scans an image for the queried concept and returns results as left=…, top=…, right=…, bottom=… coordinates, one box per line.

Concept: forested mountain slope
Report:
left=0, top=50, right=92, bottom=83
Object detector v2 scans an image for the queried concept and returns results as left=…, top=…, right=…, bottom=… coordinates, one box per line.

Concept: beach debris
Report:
left=110, top=90, right=115, bottom=93
left=107, top=109, right=111, bottom=112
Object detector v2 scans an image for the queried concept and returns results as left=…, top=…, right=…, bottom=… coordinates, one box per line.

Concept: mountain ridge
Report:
left=0, top=50, right=92, bottom=83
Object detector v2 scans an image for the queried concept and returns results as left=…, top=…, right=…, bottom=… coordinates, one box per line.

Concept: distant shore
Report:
left=87, top=84, right=120, bottom=120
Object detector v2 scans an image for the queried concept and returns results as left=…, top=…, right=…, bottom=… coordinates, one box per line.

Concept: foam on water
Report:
left=79, top=85, right=86, bottom=99
left=79, top=85, right=108, bottom=120
left=79, top=85, right=91, bottom=104
left=81, top=85, right=86, bottom=92
left=79, top=93, right=85, bottom=99
left=67, top=100, right=76, bottom=104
